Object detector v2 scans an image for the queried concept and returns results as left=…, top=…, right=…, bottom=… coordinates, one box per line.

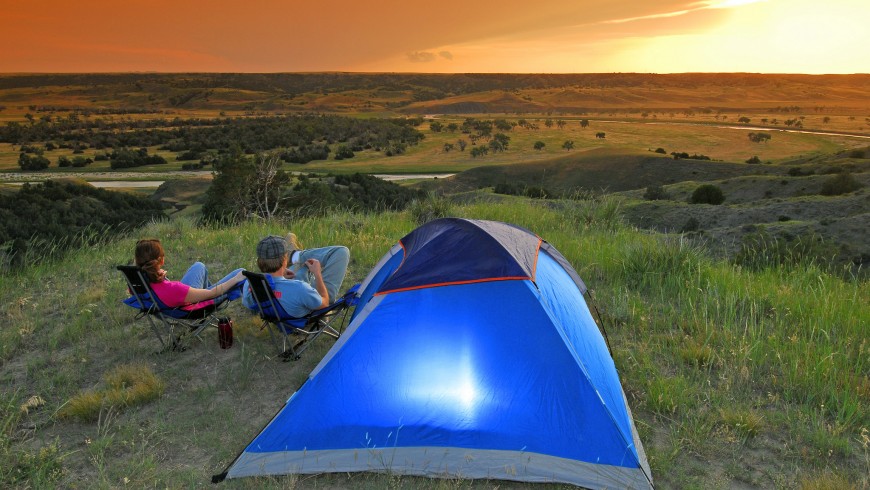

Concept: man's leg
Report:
left=299, top=246, right=349, bottom=303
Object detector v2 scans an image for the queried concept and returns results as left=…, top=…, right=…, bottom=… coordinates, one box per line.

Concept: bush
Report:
left=746, top=156, right=761, bottom=164
left=690, top=184, right=725, bottom=205
left=643, top=185, right=670, bottom=201
left=17, top=153, right=50, bottom=171
left=788, top=167, right=813, bottom=176
left=654, top=147, right=667, bottom=154
left=408, top=192, right=454, bottom=225
left=820, top=173, right=863, bottom=196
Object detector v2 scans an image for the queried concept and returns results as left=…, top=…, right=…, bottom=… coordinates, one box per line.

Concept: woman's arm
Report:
left=183, top=270, right=245, bottom=303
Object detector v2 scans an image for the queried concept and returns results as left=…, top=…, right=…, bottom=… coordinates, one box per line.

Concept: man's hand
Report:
left=305, top=258, right=322, bottom=275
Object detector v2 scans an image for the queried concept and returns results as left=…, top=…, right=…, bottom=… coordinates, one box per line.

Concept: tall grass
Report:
left=0, top=200, right=867, bottom=488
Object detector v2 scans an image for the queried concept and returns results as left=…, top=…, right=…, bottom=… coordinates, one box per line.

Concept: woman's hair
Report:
left=257, top=255, right=285, bottom=274
left=135, top=239, right=165, bottom=282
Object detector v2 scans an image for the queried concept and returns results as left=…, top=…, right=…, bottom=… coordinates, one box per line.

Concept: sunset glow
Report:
left=1, top=0, right=867, bottom=73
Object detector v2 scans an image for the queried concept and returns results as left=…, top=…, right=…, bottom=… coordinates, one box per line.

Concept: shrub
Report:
left=848, top=149, right=866, bottom=158
left=820, top=173, right=862, bottom=196
left=17, top=153, right=50, bottom=171
left=746, top=156, right=761, bottom=164
left=788, top=167, right=813, bottom=176
left=689, top=184, right=725, bottom=205
left=643, top=185, right=670, bottom=201
left=654, top=147, right=667, bottom=154
left=333, top=144, right=355, bottom=160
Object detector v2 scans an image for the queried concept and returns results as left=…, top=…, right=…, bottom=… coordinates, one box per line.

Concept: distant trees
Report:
left=595, top=132, right=606, bottom=139
left=738, top=117, right=751, bottom=124
left=534, top=141, right=545, bottom=150
left=748, top=132, right=771, bottom=143
left=562, top=140, right=574, bottom=150
left=429, top=121, right=443, bottom=132
left=580, top=119, right=589, bottom=128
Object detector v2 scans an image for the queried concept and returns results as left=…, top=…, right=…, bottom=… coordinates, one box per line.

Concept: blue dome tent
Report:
left=217, top=218, right=653, bottom=489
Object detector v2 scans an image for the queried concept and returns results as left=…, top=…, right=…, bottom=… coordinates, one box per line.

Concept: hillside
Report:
left=1, top=202, right=867, bottom=488
left=2, top=73, right=869, bottom=122
left=420, top=147, right=870, bottom=276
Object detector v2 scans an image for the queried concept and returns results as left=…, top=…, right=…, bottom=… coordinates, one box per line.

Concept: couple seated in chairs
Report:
left=119, top=234, right=352, bottom=357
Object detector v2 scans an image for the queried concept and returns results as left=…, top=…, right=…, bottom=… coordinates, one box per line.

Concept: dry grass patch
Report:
left=59, top=363, right=164, bottom=421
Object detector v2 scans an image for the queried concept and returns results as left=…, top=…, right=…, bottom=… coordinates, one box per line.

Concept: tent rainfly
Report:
left=216, top=218, right=653, bottom=489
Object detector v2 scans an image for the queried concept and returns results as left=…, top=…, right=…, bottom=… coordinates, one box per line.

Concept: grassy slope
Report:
left=1, top=200, right=867, bottom=489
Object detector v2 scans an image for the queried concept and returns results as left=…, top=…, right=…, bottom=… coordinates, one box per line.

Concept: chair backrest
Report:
left=117, top=265, right=165, bottom=312
left=242, top=270, right=300, bottom=324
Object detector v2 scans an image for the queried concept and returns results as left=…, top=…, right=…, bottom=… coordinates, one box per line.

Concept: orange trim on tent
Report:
left=374, top=276, right=531, bottom=296
left=532, top=239, right=542, bottom=281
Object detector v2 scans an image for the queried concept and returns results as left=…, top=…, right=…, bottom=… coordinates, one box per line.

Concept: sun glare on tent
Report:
left=405, top=344, right=482, bottom=420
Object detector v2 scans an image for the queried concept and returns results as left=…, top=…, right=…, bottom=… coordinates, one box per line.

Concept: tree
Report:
left=488, top=133, right=510, bottom=153
left=738, top=117, right=751, bottom=124
left=533, top=141, right=545, bottom=150
left=544, top=119, right=554, bottom=128
left=562, top=140, right=574, bottom=151
left=457, top=139, right=467, bottom=151
left=429, top=121, right=443, bottom=132
left=580, top=119, right=589, bottom=128
left=443, top=143, right=455, bottom=152
left=556, top=120, right=566, bottom=129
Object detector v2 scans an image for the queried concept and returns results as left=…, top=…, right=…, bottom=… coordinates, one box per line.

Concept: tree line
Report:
left=0, top=181, right=165, bottom=269
left=1, top=114, right=426, bottom=161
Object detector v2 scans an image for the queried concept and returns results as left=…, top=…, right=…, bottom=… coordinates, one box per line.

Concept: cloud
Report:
left=407, top=51, right=437, bottom=63
left=439, top=51, right=454, bottom=60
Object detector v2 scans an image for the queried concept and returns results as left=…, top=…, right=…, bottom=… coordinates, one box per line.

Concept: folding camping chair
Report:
left=242, top=270, right=358, bottom=361
left=117, top=265, right=229, bottom=351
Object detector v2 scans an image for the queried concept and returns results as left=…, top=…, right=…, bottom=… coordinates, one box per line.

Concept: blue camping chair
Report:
left=242, top=270, right=358, bottom=360
left=117, top=265, right=234, bottom=351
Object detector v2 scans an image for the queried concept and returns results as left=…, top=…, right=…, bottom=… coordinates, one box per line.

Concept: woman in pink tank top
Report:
left=134, top=239, right=245, bottom=310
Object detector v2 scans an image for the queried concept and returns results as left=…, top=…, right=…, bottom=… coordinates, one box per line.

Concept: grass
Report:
left=58, top=363, right=165, bottom=421
left=0, top=200, right=868, bottom=488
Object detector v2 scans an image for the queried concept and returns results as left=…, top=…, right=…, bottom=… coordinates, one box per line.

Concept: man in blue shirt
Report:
left=243, top=234, right=349, bottom=318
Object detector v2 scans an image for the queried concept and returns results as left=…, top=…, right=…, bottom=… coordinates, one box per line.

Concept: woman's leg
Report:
left=179, top=262, right=209, bottom=288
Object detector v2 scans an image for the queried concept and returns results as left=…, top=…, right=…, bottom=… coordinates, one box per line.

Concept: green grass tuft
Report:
left=59, top=363, right=165, bottom=421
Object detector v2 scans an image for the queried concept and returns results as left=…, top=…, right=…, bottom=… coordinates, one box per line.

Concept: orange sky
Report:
left=1, top=0, right=868, bottom=73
